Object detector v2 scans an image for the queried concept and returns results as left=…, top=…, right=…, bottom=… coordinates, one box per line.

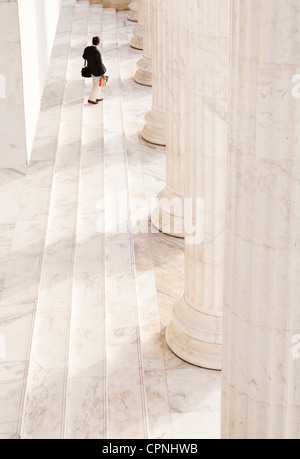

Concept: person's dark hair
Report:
left=92, top=36, right=100, bottom=46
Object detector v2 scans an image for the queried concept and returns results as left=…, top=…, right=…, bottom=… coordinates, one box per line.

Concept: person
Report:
left=82, top=36, right=107, bottom=104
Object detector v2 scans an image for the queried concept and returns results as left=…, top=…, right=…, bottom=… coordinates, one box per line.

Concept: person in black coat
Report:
left=82, top=36, right=107, bottom=104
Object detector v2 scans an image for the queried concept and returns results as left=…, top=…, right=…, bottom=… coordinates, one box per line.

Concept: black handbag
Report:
left=81, top=60, right=91, bottom=78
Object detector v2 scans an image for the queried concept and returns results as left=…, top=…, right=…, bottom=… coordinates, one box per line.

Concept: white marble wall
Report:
left=222, top=0, right=300, bottom=439
left=0, top=0, right=62, bottom=166
left=141, top=0, right=166, bottom=146
left=18, top=0, right=63, bottom=162
left=165, top=0, right=230, bottom=369
left=0, top=0, right=27, bottom=166
left=134, top=0, right=152, bottom=86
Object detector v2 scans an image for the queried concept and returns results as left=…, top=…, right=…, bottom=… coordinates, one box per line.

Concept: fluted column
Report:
left=134, top=0, right=152, bottom=86
left=130, top=0, right=143, bottom=50
left=141, top=0, right=166, bottom=145
left=165, top=0, right=230, bottom=369
left=221, top=0, right=300, bottom=439
left=151, top=0, right=187, bottom=237
left=127, top=0, right=138, bottom=22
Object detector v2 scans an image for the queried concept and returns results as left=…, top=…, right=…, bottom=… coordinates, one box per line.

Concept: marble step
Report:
left=102, top=7, right=149, bottom=439
left=65, top=3, right=106, bottom=439
left=0, top=0, right=77, bottom=439
left=20, top=0, right=91, bottom=439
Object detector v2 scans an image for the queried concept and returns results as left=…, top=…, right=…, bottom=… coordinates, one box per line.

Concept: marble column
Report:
left=221, top=0, right=300, bottom=439
left=134, top=0, right=152, bottom=86
left=141, top=0, right=166, bottom=146
left=165, top=0, right=230, bottom=369
left=151, top=0, right=187, bottom=237
left=130, top=0, right=143, bottom=50
left=127, top=0, right=138, bottom=23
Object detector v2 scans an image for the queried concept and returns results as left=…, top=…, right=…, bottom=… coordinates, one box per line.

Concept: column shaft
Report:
left=222, top=0, right=300, bottom=439
left=165, top=0, right=230, bottom=369
left=151, top=0, right=187, bottom=237
left=141, top=0, right=166, bottom=146
left=134, top=0, right=152, bottom=86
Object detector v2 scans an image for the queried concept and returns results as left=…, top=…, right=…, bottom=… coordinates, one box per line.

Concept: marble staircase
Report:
left=0, top=0, right=221, bottom=439
left=0, top=0, right=78, bottom=439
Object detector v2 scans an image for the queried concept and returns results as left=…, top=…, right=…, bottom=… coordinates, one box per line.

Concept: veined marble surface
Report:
left=0, top=167, right=26, bottom=294
left=222, top=0, right=300, bottom=439
left=0, top=1, right=221, bottom=439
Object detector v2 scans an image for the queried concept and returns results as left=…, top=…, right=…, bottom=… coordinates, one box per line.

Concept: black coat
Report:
left=82, top=46, right=106, bottom=77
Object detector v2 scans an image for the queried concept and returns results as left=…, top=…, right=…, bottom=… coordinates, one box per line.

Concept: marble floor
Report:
left=0, top=0, right=221, bottom=439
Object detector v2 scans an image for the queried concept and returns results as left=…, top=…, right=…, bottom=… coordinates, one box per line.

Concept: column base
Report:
left=134, top=56, right=152, bottom=86
left=130, top=25, right=143, bottom=50
left=166, top=296, right=222, bottom=370
left=151, top=188, right=185, bottom=238
left=127, top=10, right=138, bottom=22
left=141, top=108, right=166, bottom=146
